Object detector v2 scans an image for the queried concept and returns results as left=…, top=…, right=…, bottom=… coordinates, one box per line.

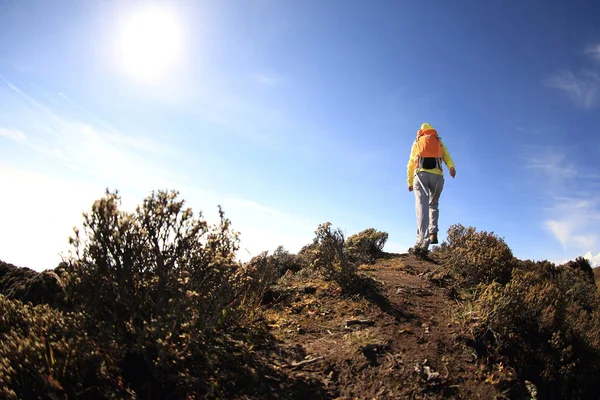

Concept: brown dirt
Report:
left=260, top=253, right=502, bottom=399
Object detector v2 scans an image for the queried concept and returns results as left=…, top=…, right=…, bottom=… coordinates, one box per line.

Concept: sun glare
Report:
left=115, top=5, right=184, bottom=84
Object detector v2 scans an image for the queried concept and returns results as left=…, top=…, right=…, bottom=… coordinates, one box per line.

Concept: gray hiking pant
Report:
left=413, top=171, right=445, bottom=249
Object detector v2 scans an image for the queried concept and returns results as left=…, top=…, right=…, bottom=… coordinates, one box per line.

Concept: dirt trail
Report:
left=263, top=253, right=499, bottom=399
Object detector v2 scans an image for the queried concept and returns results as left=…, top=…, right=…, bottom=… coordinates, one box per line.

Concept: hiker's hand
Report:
left=408, top=186, right=413, bottom=192
left=449, top=167, right=456, bottom=178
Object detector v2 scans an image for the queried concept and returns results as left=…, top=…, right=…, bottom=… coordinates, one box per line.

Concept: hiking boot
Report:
left=430, top=233, right=438, bottom=244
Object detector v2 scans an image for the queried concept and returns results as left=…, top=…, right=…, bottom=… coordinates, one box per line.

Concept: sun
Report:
left=115, top=5, right=184, bottom=84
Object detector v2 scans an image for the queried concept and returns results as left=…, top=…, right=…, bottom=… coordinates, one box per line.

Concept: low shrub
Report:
left=62, top=190, right=243, bottom=342
left=0, top=261, right=66, bottom=308
left=298, top=241, right=319, bottom=265
left=54, top=189, right=279, bottom=396
left=560, top=256, right=595, bottom=285
left=0, top=295, right=130, bottom=399
left=264, top=246, right=308, bottom=276
left=470, top=265, right=600, bottom=399
left=556, top=265, right=599, bottom=313
left=443, top=224, right=514, bottom=285
left=234, top=250, right=283, bottom=314
left=346, top=228, right=388, bottom=263
left=311, top=222, right=357, bottom=292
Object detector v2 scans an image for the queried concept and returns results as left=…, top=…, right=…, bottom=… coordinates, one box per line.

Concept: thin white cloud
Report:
left=55, top=91, right=172, bottom=154
left=0, top=78, right=187, bottom=269
left=543, top=196, right=600, bottom=253
left=546, top=70, right=600, bottom=109
left=525, top=145, right=600, bottom=255
left=0, top=77, right=320, bottom=269
left=515, top=125, right=559, bottom=135
left=3, top=119, right=174, bottom=190
left=0, top=127, right=27, bottom=143
left=584, top=251, right=600, bottom=267
left=525, top=148, right=578, bottom=179
left=585, top=43, right=600, bottom=62
left=546, top=42, right=600, bottom=109
left=544, top=219, right=572, bottom=249
left=1, top=75, right=68, bottom=127
left=252, top=73, right=280, bottom=87
left=0, top=78, right=180, bottom=190
left=573, top=234, right=597, bottom=250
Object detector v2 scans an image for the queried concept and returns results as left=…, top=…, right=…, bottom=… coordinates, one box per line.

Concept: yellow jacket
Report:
left=407, top=140, right=455, bottom=186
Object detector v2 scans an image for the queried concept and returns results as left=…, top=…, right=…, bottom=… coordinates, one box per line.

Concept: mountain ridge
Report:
left=2, top=248, right=599, bottom=399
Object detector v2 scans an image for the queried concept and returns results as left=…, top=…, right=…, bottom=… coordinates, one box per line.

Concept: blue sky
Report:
left=1, top=0, right=600, bottom=270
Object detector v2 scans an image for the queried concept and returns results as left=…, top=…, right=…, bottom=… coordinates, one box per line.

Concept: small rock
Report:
left=423, top=365, right=440, bottom=381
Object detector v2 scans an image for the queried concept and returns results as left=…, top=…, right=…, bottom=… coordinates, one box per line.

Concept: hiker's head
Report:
left=417, top=122, right=440, bottom=139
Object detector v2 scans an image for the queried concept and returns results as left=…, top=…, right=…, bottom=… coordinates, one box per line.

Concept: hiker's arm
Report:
left=442, top=143, right=455, bottom=169
left=442, top=143, right=456, bottom=178
left=407, top=142, right=417, bottom=187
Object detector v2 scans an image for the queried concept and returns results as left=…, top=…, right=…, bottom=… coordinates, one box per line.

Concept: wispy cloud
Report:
left=573, top=234, right=598, bottom=250
left=515, top=125, right=559, bottom=135
left=252, top=73, right=280, bottom=87
left=0, top=127, right=27, bottom=143
left=545, top=70, right=600, bottom=109
left=543, top=199, right=600, bottom=251
left=546, top=42, right=600, bottom=109
left=584, top=251, right=600, bottom=267
left=0, top=78, right=180, bottom=190
left=538, top=168, right=600, bottom=253
left=585, top=43, right=600, bottom=62
left=525, top=148, right=578, bottom=179
left=0, top=76, right=317, bottom=268
left=523, top=143, right=600, bottom=255
left=544, top=220, right=574, bottom=249
left=0, top=77, right=188, bottom=269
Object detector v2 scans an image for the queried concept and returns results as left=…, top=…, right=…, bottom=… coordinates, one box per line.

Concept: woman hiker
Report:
left=407, top=123, right=456, bottom=250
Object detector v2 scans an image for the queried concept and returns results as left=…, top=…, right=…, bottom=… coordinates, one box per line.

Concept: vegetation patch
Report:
left=2, top=192, right=600, bottom=399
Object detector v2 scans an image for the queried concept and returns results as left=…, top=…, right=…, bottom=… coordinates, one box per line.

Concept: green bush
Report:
left=261, top=246, right=308, bottom=277
left=443, top=224, right=514, bottom=285
left=57, top=189, right=275, bottom=396
left=63, top=190, right=242, bottom=340
left=560, top=256, right=595, bottom=285
left=470, top=265, right=600, bottom=399
left=0, top=295, right=131, bottom=399
left=0, top=261, right=66, bottom=308
left=298, top=241, right=319, bottom=264
left=0, top=261, right=38, bottom=298
left=311, top=222, right=358, bottom=292
left=235, top=250, right=282, bottom=312
left=346, top=228, right=388, bottom=263
left=556, top=261, right=600, bottom=313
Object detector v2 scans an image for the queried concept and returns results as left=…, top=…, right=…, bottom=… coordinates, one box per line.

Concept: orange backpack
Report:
left=415, top=128, right=443, bottom=169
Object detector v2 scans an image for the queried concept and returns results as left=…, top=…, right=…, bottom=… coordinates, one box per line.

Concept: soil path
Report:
left=264, top=254, right=498, bottom=399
